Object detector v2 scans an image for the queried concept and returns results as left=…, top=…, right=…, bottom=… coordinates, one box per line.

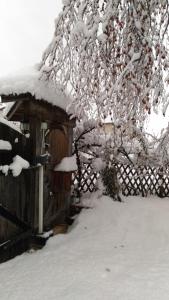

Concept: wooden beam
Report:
left=2, top=94, right=76, bottom=127
left=0, top=205, right=30, bottom=230
left=1, top=93, right=33, bottom=103
left=6, top=101, right=22, bottom=120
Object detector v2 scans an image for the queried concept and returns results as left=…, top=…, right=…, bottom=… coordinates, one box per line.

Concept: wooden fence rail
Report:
left=72, top=163, right=169, bottom=197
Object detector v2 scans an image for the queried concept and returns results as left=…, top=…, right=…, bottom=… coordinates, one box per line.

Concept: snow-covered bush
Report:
left=101, top=164, right=121, bottom=201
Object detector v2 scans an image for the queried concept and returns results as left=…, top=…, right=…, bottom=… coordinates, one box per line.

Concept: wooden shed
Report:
left=0, top=67, right=76, bottom=260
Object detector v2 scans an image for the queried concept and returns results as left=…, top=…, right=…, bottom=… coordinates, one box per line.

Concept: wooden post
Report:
left=67, top=125, right=73, bottom=156
left=38, top=165, right=44, bottom=234
left=29, top=117, right=41, bottom=163
left=29, top=117, right=42, bottom=230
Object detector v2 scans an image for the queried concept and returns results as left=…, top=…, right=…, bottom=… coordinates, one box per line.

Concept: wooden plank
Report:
left=0, top=205, right=30, bottom=230
left=0, top=169, right=37, bottom=239
left=6, top=101, right=22, bottom=120
left=0, top=229, right=32, bottom=263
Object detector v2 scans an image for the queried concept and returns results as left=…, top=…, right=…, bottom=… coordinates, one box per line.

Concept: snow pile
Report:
left=0, top=140, right=12, bottom=150
left=1, top=195, right=169, bottom=299
left=0, top=165, right=9, bottom=176
left=54, top=155, right=77, bottom=172
left=0, top=155, right=29, bottom=176
left=0, top=65, right=70, bottom=111
left=9, top=155, right=30, bottom=176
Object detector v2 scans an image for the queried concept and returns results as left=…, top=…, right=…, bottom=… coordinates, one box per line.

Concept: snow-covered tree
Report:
left=41, top=0, right=169, bottom=126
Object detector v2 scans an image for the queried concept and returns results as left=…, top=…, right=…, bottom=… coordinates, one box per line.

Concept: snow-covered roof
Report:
left=0, top=65, right=70, bottom=111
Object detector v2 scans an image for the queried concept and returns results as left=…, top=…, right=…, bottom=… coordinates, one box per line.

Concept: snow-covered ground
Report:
left=1, top=194, right=169, bottom=299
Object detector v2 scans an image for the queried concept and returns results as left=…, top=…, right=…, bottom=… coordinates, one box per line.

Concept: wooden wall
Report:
left=0, top=165, right=71, bottom=242
left=0, top=100, right=74, bottom=243
left=0, top=169, right=37, bottom=242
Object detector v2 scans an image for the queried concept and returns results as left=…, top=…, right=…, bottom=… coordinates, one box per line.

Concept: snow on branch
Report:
left=40, top=0, right=169, bottom=168
left=41, top=0, right=169, bottom=123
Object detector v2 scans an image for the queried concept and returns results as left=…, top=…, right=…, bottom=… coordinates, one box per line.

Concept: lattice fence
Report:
left=72, top=163, right=169, bottom=197
left=72, top=163, right=99, bottom=195
left=116, top=164, right=169, bottom=197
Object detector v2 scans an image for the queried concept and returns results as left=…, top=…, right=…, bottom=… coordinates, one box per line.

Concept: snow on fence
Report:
left=72, top=163, right=169, bottom=197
